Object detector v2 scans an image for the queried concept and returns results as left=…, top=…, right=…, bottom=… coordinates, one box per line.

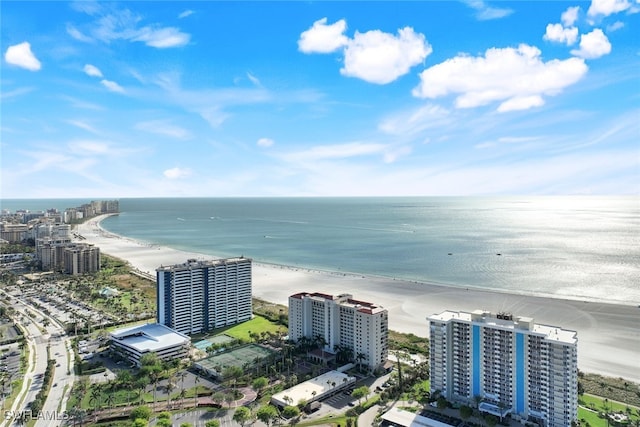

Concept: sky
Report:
left=1, top=0, right=639, bottom=198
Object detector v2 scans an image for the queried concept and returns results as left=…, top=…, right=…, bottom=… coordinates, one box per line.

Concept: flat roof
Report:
left=110, top=323, right=190, bottom=352
left=428, top=309, right=577, bottom=344
left=533, top=323, right=578, bottom=345
left=380, top=407, right=456, bottom=427
left=157, top=257, right=251, bottom=272
left=271, top=370, right=355, bottom=407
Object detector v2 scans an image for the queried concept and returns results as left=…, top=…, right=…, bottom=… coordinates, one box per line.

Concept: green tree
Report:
left=130, top=405, right=152, bottom=420
left=251, top=376, right=269, bottom=397
left=437, top=396, right=448, bottom=409
left=460, top=405, right=473, bottom=420
left=233, top=406, right=251, bottom=427
left=282, top=405, right=300, bottom=419
left=179, top=423, right=193, bottom=427
left=157, top=420, right=172, bottom=427
left=351, top=386, right=369, bottom=406
left=484, top=414, right=498, bottom=427
left=205, top=421, right=221, bottom=427
left=256, top=404, right=279, bottom=427
left=157, top=411, right=171, bottom=420
left=132, top=419, right=148, bottom=427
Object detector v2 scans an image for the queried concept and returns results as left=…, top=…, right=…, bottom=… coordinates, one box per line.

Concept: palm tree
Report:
left=179, top=388, right=187, bottom=409
left=89, top=385, right=102, bottom=411
left=356, top=352, right=366, bottom=372
left=106, top=393, right=115, bottom=410
left=193, top=375, right=200, bottom=408
left=150, top=371, right=160, bottom=406
left=165, top=374, right=176, bottom=408
left=179, top=372, right=187, bottom=407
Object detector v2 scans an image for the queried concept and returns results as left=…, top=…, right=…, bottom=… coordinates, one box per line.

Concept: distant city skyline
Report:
left=2, top=1, right=638, bottom=198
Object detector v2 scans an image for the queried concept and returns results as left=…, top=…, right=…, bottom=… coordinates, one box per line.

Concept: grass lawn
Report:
left=105, top=318, right=150, bottom=332
left=578, top=407, right=606, bottom=427
left=579, top=393, right=639, bottom=414
left=213, top=315, right=286, bottom=342
left=578, top=394, right=640, bottom=427
left=297, top=414, right=352, bottom=426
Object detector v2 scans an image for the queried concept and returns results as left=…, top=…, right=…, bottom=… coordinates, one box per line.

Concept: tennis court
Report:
left=193, top=334, right=235, bottom=351
left=195, top=343, right=276, bottom=378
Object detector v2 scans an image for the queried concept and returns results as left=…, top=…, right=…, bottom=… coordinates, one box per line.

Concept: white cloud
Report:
left=379, top=104, right=452, bottom=136
left=382, top=145, right=412, bottom=163
left=257, top=138, right=274, bottom=148
left=163, top=167, right=192, bottom=179
left=83, top=64, right=103, bottom=78
left=247, top=72, right=261, bottom=87
left=135, top=120, right=191, bottom=139
left=0, top=87, right=35, bottom=100
left=298, top=18, right=348, bottom=53
left=100, top=79, right=125, bottom=93
left=497, top=95, right=545, bottom=112
left=178, top=10, right=194, bottom=19
left=607, top=21, right=625, bottom=31
left=281, top=142, right=388, bottom=163
left=571, top=29, right=612, bottom=59
left=132, top=26, right=190, bottom=48
left=588, top=0, right=631, bottom=16
left=67, top=120, right=99, bottom=134
left=463, top=0, right=513, bottom=20
left=71, top=7, right=190, bottom=49
left=66, top=24, right=93, bottom=42
left=341, top=27, right=432, bottom=84
left=544, top=23, right=579, bottom=45
left=70, top=1, right=102, bottom=16
left=562, top=6, right=581, bottom=26
left=497, top=136, right=542, bottom=144
left=412, top=44, right=588, bottom=112
left=299, top=19, right=431, bottom=84
left=68, top=140, right=110, bottom=155
left=4, top=42, right=41, bottom=71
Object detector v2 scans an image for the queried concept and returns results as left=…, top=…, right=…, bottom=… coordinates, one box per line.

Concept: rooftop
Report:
left=380, top=407, right=456, bottom=427
left=157, top=256, right=251, bottom=272
left=428, top=309, right=577, bottom=344
left=289, top=291, right=386, bottom=314
left=110, top=323, right=190, bottom=352
left=271, top=370, right=355, bottom=407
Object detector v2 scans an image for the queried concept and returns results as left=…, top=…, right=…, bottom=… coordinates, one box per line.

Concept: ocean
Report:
left=2, top=196, right=639, bottom=304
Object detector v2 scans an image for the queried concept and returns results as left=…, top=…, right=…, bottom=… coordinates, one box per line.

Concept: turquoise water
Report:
left=2, top=196, right=639, bottom=304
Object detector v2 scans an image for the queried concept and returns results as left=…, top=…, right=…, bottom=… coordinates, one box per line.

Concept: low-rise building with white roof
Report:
left=270, top=370, right=356, bottom=408
left=109, top=323, right=190, bottom=366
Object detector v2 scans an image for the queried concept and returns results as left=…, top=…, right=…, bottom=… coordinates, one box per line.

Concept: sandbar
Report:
left=76, top=215, right=640, bottom=383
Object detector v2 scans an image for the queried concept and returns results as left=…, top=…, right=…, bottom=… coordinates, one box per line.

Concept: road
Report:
left=34, top=323, right=74, bottom=427
left=0, top=291, right=74, bottom=427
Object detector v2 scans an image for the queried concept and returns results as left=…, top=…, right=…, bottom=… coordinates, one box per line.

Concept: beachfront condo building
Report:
left=63, top=243, right=101, bottom=275
left=156, top=257, right=252, bottom=335
left=288, top=292, right=388, bottom=372
left=428, top=309, right=578, bottom=427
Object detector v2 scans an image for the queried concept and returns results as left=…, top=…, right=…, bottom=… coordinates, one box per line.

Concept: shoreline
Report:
left=77, top=214, right=640, bottom=383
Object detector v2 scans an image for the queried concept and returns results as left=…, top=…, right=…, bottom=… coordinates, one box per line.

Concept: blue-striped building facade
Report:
left=429, top=310, right=578, bottom=427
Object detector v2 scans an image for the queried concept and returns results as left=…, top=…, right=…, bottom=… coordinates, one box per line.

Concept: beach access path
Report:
left=76, top=215, right=640, bottom=383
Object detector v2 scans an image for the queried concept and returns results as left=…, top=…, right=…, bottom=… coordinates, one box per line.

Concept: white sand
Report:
left=77, top=215, right=640, bottom=383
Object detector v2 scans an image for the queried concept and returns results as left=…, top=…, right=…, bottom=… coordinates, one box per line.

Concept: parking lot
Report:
left=0, top=343, right=22, bottom=394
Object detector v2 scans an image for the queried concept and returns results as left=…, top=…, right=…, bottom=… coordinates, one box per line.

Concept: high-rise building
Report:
left=156, top=257, right=252, bottom=335
left=288, top=292, right=388, bottom=371
left=428, top=310, right=578, bottom=427
left=63, top=243, right=101, bottom=275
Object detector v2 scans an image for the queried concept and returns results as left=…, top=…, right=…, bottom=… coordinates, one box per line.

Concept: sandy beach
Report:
left=77, top=215, right=640, bottom=383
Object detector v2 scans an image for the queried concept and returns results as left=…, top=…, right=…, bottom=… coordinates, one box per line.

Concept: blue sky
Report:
left=2, top=0, right=638, bottom=198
